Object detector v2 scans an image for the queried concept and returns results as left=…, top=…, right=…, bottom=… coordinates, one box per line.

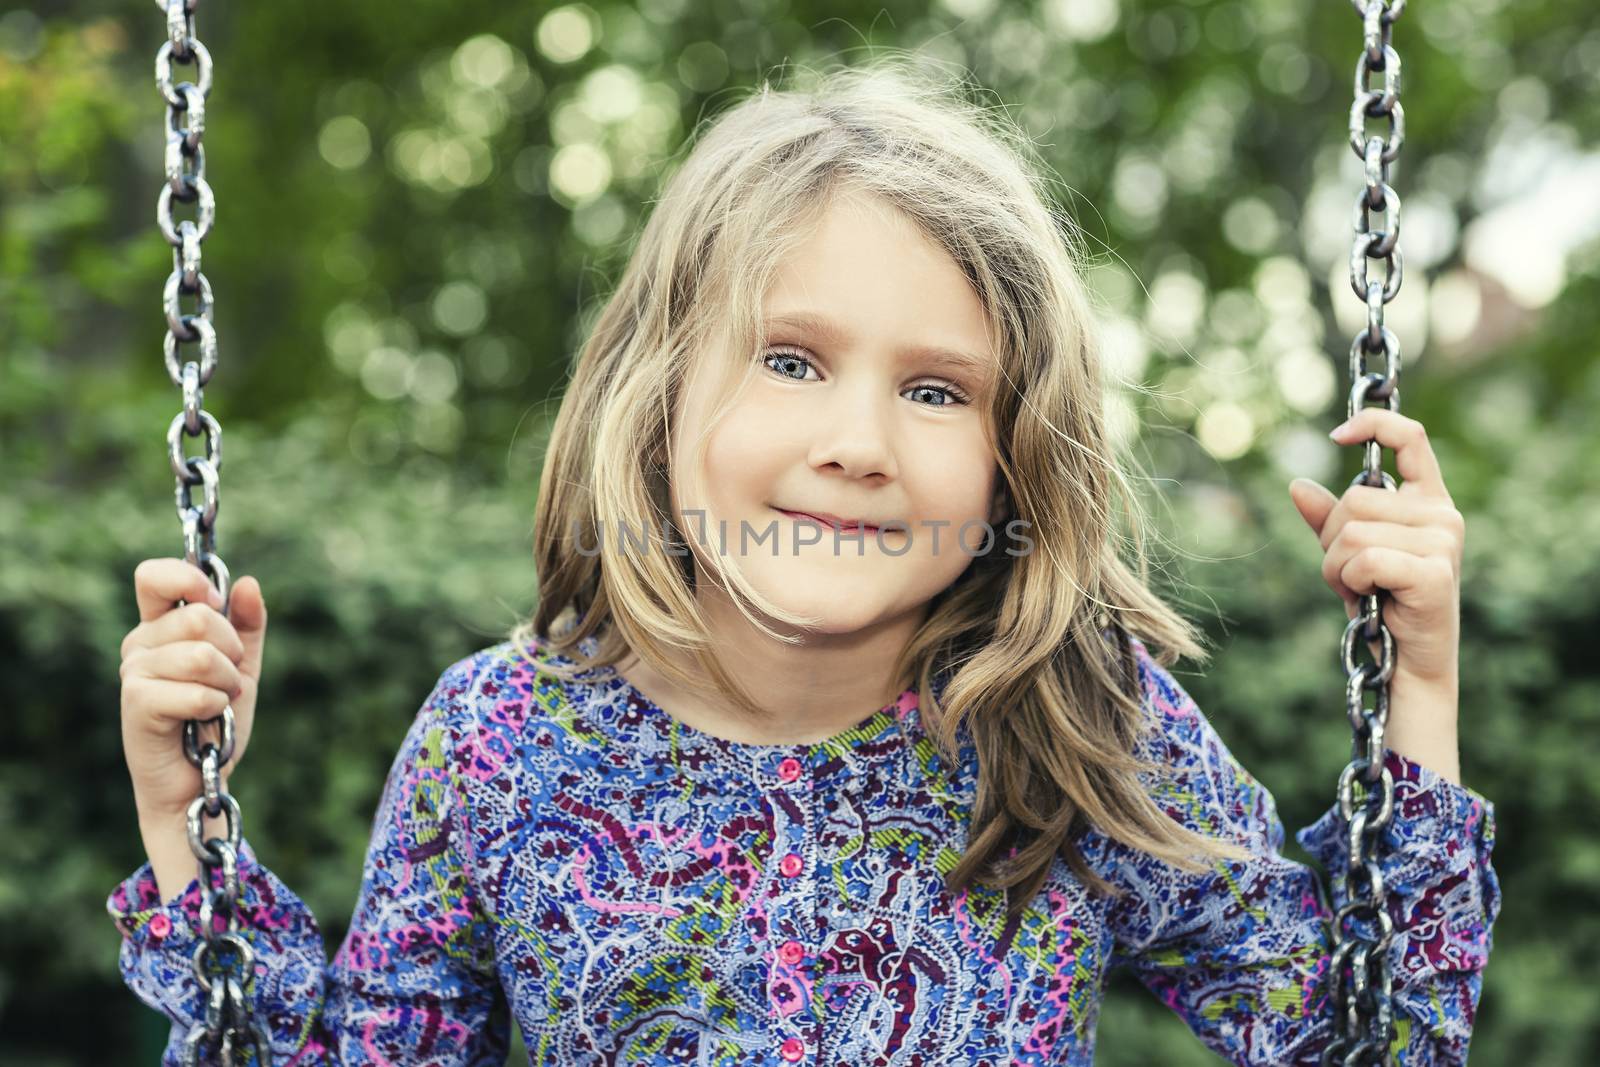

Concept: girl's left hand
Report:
left=1287, top=408, right=1463, bottom=696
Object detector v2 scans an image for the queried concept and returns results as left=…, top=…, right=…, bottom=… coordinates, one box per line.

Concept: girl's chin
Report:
left=744, top=581, right=890, bottom=624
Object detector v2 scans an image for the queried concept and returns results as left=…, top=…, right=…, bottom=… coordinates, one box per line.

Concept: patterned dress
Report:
left=108, top=634, right=1501, bottom=1065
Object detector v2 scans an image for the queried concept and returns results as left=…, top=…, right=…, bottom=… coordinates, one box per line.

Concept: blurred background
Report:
left=3, top=0, right=1596, bottom=1062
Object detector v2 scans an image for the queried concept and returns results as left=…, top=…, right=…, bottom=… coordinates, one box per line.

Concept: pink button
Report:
left=147, top=914, right=172, bottom=939
left=778, top=939, right=805, bottom=965
left=780, top=1036, right=806, bottom=1062
left=778, top=852, right=804, bottom=878
left=777, top=757, right=802, bottom=782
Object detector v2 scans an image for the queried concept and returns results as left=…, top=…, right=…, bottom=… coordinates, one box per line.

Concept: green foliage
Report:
left=4, top=0, right=1597, bottom=1061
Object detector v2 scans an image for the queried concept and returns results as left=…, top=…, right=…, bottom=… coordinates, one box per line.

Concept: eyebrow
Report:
left=761, top=309, right=995, bottom=384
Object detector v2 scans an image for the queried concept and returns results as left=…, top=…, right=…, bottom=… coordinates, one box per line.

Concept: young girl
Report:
left=112, top=61, right=1500, bottom=1065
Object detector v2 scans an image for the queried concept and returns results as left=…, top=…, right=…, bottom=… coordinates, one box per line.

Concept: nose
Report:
left=804, top=377, right=898, bottom=481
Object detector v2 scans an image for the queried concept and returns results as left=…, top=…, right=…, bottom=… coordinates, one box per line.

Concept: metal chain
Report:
left=152, top=0, right=271, bottom=1062
left=1321, top=1, right=1408, bottom=1064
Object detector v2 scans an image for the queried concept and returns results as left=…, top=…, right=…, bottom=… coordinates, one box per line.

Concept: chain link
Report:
left=1320, top=1, right=1409, bottom=1064
left=151, top=0, right=271, bottom=1062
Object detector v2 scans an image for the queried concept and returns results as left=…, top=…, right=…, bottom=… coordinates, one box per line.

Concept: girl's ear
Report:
left=988, top=484, right=1010, bottom=526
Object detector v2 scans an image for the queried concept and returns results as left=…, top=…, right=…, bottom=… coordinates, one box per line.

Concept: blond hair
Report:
left=512, top=56, right=1251, bottom=920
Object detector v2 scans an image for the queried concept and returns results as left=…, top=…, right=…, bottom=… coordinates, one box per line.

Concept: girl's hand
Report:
left=1287, top=409, right=1463, bottom=701
left=119, top=558, right=269, bottom=827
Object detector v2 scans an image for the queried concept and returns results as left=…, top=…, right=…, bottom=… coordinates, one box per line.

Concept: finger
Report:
left=123, top=674, right=237, bottom=726
left=121, top=600, right=245, bottom=665
left=1327, top=409, right=1449, bottom=499
left=1338, top=545, right=1455, bottom=601
left=122, top=640, right=245, bottom=702
left=1288, top=478, right=1340, bottom=539
left=134, top=558, right=224, bottom=623
left=1316, top=489, right=1464, bottom=555
left=227, top=575, right=269, bottom=681
left=1322, top=521, right=1459, bottom=602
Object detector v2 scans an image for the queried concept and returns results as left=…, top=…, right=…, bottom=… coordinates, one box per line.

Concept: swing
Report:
left=144, top=1, right=1416, bottom=1063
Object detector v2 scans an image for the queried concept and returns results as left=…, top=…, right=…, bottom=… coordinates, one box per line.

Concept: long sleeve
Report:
left=1103, top=642, right=1501, bottom=1066
left=105, top=657, right=509, bottom=1065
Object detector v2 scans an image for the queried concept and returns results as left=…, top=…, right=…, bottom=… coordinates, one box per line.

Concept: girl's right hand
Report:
left=120, top=558, right=269, bottom=828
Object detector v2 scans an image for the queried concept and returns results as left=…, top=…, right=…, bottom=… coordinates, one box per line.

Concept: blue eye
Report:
left=762, top=347, right=819, bottom=382
left=903, top=383, right=970, bottom=407
left=759, top=346, right=972, bottom=407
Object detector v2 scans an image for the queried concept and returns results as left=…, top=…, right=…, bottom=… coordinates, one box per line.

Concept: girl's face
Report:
left=672, top=191, right=1003, bottom=635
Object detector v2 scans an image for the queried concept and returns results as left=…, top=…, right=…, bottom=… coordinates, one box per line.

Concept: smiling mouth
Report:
left=773, top=507, right=882, bottom=533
